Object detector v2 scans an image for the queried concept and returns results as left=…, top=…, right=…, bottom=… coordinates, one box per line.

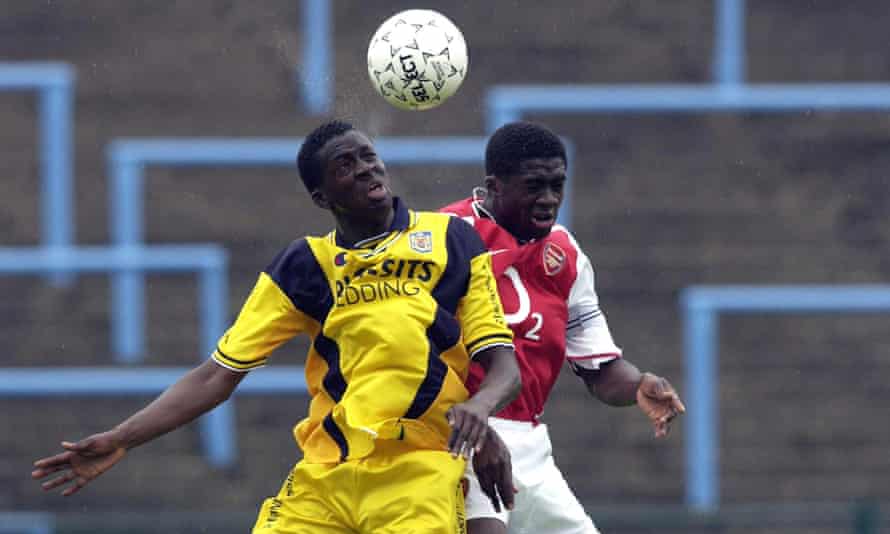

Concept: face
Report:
left=313, top=130, right=393, bottom=220
left=489, top=157, right=566, bottom=241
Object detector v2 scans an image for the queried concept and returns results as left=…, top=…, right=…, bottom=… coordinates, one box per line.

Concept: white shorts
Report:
left=464, top=417, right=600, bottom=534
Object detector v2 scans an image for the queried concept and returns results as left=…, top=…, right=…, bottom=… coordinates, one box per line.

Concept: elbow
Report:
left=504, top=357, right=522, bottom=404
left=507, top=372, right=522, bottom=404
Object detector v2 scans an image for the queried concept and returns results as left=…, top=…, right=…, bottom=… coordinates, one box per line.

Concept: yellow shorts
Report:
left=252, top=443, right=467, bottom=534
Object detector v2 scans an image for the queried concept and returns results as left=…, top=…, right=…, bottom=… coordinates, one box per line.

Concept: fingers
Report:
left=39, top=468, right=90, bottom=496
left=495, top=460, right=515, bottom=511
left=671, top=395, right=687, bottom=414
left=61, top=477, right=88, bottom=497
left=446, top=409, right=462, bottom=456
left=41, top=471, right=75, bottom=491
left=31, top=462, right=69, bottom=479
left=33, top=450, right=74, bottom=472
left=477, top=471, right=501, bottom=513
left=447, top=409, right=487, bottom=458
left=465, top=421, right=488, bottom=456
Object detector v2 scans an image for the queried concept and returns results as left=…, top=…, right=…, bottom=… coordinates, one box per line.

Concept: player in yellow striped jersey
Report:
left=32, top=120, right=522, bottom=534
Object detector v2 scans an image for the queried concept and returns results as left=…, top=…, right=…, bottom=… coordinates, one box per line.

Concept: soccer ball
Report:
left=367, top=9, right=468, bottom=111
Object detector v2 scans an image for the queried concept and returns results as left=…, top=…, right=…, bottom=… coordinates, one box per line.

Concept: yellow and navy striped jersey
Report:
left=212, top=199, right=513, bottom=463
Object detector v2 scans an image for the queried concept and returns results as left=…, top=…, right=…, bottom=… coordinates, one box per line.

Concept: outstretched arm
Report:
left=578, top=358, right=685, bottom=438
left=32, top=359, right=244, bottom=496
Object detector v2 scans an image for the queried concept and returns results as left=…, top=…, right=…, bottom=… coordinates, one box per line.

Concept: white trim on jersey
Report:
left=210, top=354, right=264, bottom=373
left=557, top=226, right=622, bottom=371
left=469, top=342, right=515, bottom=359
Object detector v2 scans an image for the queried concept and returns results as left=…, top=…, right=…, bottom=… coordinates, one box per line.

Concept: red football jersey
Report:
left=441, top=195, right=622, bottom=423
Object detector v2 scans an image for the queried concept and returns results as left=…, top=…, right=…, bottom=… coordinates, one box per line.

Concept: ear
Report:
left=484, top=175, right=501, bottom=197
left=311, top=189, right=330, bottom=210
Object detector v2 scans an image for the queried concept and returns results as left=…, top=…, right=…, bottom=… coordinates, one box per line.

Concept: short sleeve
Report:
left=565, top=250, right=622, bottom=371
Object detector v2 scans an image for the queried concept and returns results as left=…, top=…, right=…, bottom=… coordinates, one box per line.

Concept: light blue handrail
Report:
left=300, top=0, right=331, bottom=114
left=486, top=83, right=890, bottom=131
left=681, top=285, right=890, bottom=512
left=715, top=0, right=745, bottom=86
left=0, top=63, right=75, bottom=285
left=0, top=366, right=306, bottom=396
left=0, top=245, right=240, bottom=468
left=107, top=137, right=575, bottom=363
left=0, top=512, right=54, bottom=534
left=0, top=365, right=307, bottom=471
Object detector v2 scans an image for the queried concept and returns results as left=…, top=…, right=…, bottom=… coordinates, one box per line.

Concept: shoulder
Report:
left=438, top=196, right=475, bottom=217
left=264, top=238, right=326, bottom=285
left=544, top=225, right=585, bottom=266
left=415, top=211, right=487, bottom=258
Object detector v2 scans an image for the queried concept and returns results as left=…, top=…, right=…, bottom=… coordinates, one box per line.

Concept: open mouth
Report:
left=532, top=212, right=556, bottom=226
left=368, top=181, right=388, bottom=201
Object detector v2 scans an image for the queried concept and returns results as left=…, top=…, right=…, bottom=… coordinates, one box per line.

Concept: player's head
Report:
left=483, top=121, right=567, bottom=241
left=297, top=119, right=393, bottom=221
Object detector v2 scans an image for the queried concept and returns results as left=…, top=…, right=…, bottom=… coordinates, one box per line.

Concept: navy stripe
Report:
left=403, top=307, right=456, bottom=420
left=215, top=346, right=258, bottom=365
left=264, top=239, right=333, bottom=324
left=323, top=413, right=349, bottom=461
left=404, top=348, right=448, bottom=420
left=431, top=216, right=484, bottom=314
left=566, top=310, right=602, bottom=329
left=314, top=334, right=346, bottom=402
left=428, top=306, right=462, bottom=352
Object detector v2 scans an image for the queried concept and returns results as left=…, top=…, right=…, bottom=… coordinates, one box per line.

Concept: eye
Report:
left=335, top=159, right=353, bottom=176
left=527, top=181, right=545, bottom=194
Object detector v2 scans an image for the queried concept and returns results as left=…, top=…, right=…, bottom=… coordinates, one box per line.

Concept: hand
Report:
left=31, top=431, right=127, bottom=496
left=446, top=398, right=491, bottom=458
left=471, top=427, right=516, bottom=513
left=636, top=373, right=686, bottom=438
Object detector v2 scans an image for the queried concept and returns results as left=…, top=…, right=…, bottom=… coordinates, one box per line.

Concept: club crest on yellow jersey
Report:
left=409, top=231, right=433, bottom=253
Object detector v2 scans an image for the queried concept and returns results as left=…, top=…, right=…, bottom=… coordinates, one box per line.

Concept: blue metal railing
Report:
left=0, top=512, right=54, bottom=534
left=681, top=285, right=890, bottom=512
left=0, top=63, right=75, bottom=285
left=0, top=245, right=241, bottom=468
left=486, top=83, right=890, bottom=131
left=0, top=366, right=306, bottom=397
left=714, top=0, right=745, bottom=86
left=107, top=137, right=575, bottom=363
left=300, top=0, right=332, bottom=114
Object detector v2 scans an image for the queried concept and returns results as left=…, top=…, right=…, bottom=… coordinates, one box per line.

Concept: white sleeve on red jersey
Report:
left=563, top=233, right=622, bottom=371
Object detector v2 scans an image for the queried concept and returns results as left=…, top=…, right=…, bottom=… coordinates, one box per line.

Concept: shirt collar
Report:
left=335, top=197, right=411, bottom=249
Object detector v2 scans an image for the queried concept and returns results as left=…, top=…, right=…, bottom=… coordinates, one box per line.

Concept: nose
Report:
left=355, top=159, right=375, bottom=180
left=538, top=186, right=560, bottom=207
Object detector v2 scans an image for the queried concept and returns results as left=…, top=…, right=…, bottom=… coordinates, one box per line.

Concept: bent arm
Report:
left=114, top=358, right=245, bottom=449
left=578, top=357, right=641, bottom=407
left=470, top=345, right=521, bottom=415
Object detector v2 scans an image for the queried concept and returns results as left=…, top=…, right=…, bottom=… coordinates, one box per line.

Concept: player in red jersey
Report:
left=441, top=121, right=686, bottom=534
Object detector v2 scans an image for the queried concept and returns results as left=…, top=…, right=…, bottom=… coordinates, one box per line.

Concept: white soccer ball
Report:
left=367, top=9, right=468, bottom=111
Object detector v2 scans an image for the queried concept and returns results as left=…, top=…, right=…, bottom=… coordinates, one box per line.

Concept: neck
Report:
left=335, top=208, right=395, bottom=247
left=480, top=196, right=523, bottom=243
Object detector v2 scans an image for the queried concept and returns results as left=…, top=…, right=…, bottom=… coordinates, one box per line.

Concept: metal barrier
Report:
left=0, top=365, right=306, bottom=479
left=0, top=512, right=53, bottom=534
left=106, top=137, right=575, bottom=363
left=486, top=83, right=890, bottom=130
left=0, top=245, right=241, bottom=468
left=0, top=63, right=75, bottom=285
left=681, top=285, right=890, bottom=512
left=299, top=0, right=331, bottom=115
